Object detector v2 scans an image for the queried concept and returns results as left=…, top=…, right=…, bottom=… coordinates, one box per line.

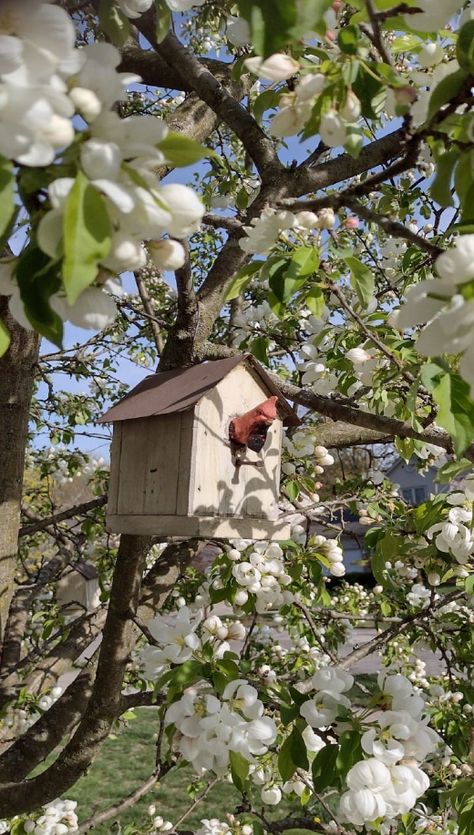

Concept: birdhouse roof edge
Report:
left=98, top=354, right=300, bottom=424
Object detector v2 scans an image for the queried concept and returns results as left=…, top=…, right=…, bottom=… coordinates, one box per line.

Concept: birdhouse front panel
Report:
left=189, top=364, right=282, bottom=520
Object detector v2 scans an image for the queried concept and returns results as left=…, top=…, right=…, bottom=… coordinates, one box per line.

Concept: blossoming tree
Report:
left=0, top=1, right=473, bottom=833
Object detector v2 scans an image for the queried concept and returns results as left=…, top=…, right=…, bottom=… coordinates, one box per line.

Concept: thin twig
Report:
left=172, top=777, right=220, bottom=829
left=135, top=270, right=165, bottom=353
left=293, top=601, right=338, bottom=664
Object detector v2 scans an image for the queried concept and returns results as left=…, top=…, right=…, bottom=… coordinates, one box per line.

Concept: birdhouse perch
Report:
left=99, top=355, right=299, bottom=540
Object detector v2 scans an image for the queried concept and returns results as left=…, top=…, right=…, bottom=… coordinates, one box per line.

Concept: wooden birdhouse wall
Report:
left=105, top=356, right=296, bottom=539
left=107, top=412, right=194, bottom=518
left=189, top=364, right=282, bottom=520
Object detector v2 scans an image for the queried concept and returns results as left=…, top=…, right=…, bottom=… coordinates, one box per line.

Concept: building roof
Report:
left=98, top=354, right=300, bottom=425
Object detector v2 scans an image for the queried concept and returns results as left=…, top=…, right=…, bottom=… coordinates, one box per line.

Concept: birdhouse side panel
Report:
left=189, top=365, right=282, bottom=520
left=114, top=416, right=181, bottom=516
left=107, top=422, right=123, bottom=515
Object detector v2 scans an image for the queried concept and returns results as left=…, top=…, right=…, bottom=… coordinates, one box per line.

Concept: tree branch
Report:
left=139, top=27, right=282, bottom=181
left=19, top=496, right=107, bottom=538
left=0, top=533, right=151, bottom=816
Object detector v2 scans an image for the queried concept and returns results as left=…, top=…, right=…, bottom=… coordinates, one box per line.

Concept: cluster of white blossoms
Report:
left=2, top=686, right=63, bottom=738
left=299, top=666, right=354, bottom=727
left=297, top=343, right=339, bottom=396
left=139, top=606, right=246, bottom=680
left=9, top=799, right=79, bottom=835
left=283, top=432, right=334, bottom=472
left=346, top=346, right=389, bottom=388
left=312, top=534, right=346, bottom=578
left=117, top=0, right=205, bottom=17
left=339, top=673, right=440, bottom=826
left=244, top=53, right=361, bottom=146
left=239, top=207, right=335, bottom=255
left=164, top=680, right=276, bottom=775
left=396, top=235, right=474, bottom=395
left=196, top=818, right=253, bottom=835
left=227, top=542, right=293, bottom=613
left=0, top=3, right=204, bottom=333
left=425, top=479, right=474, bottom=571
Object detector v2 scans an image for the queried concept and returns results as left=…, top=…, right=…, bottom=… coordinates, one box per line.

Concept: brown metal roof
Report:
left=98, top=354, right=300, bottom=425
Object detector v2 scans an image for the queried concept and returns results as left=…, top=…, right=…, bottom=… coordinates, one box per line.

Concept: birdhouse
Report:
left=99, top=355, right=300, bottom=539
left=56, top=561, right=100, bottom=620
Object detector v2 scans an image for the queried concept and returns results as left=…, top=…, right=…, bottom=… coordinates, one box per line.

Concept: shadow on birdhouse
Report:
left=98, top=354, right=300, bottom=540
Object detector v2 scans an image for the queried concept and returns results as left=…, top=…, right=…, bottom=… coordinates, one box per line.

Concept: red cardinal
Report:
left=229, top=396, right=278, bottom=453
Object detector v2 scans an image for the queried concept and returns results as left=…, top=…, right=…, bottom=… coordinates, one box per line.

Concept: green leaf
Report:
left=427, top=68, right=467, bottom=121
left=457, top=20, right=474, bottom=72
left=305, top=286, right=325, bottom=316
left=289, top=246, right=319, bottom=278
left=344, top=255, right=374, bottom=307
left=421, top=362, right=474, bottom=455
left=454, top=149, right=474, bottom=208
left=154, top=0, right=171, bottom=42
left=311, top=743, right=339, bottom=791
left=435, top=458, right=473, bottom=483
left=98, top=0, right=132, bottom=47
left=15, top=245, right=63, bottom=347
left=63, top=171, right=112, bottom=305
left=430, top=149, right=458, bottom=208
left=229, top=750, right=249, bottom=792
left=286, top=480, right=300, bottom=502
left=0, top=156, right=15, bottom=242
left=336, top=730, right=363, bottom=778
left=237, top=0, right=332, bottom=56
left=250, top=335, right=269, bottom=364
left=225, top=261, right=263, bottom=301
left=278, top=726, right=309, bottom=781
left=0, top=320, right=10, bottom=357
left=158, top=132, right=214, bottom=167
left=237, top=0, right=298, bottom=55
left=338, top=25, right=359, bottom=54
left=253, top=89, right=282, bottom=123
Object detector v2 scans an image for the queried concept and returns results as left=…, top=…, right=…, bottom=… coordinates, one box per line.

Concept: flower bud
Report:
left=148, top=239, right=186, bottom=271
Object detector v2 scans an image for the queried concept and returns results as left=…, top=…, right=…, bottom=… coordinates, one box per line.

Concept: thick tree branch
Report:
left=141, top=29, right=282, bottom=181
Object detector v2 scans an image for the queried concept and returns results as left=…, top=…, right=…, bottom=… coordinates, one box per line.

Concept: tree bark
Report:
left=0, top=300, right=39, bottom=648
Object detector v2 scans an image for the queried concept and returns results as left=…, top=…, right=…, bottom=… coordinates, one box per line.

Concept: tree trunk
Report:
left=0, top=299, right=39, bottom=648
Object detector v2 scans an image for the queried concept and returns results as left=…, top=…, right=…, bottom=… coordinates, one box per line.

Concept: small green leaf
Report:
left=289, top=246, right=319, bottom=278
left=312, top=743, right=339, bottom=791
left=250, top=335, right=269, bottom=364
left=427, top=68, right=467, bottom=121
left=0, top=156, right=15, bottom=242
left=15, top=245, right=63, bottom=346
left=457, top=20, right=474, bottom=72
left=286, top=480, right=300, bottom=502
left=430, top=148, right=458, bottom=208
left=338, top=25, right=359, bottom=54
left=278, top=726, right=309, bottom=781
left=63, top=171, right=112, bottom=305
left=336, top=730, right=363, bottom=778
left=253, top=89, right=282, bottom=123
left=154, top=0, right=172, bottom=42
left=435, top=458, right=472, bottom=483
left=305, top=286, right=325, bottom=316
left=229, top=750, right=249, bottom=792
left=158, top=132, right=214, bottom=167
left=225, top=261, right=263, bottom=301
left=0, top=320, right=10, bottom=357
left=344, top=255, right=374, bottom=307
left=98, top=0, right=132, bottom=47
left=421, top=362, right=474, bottom=455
